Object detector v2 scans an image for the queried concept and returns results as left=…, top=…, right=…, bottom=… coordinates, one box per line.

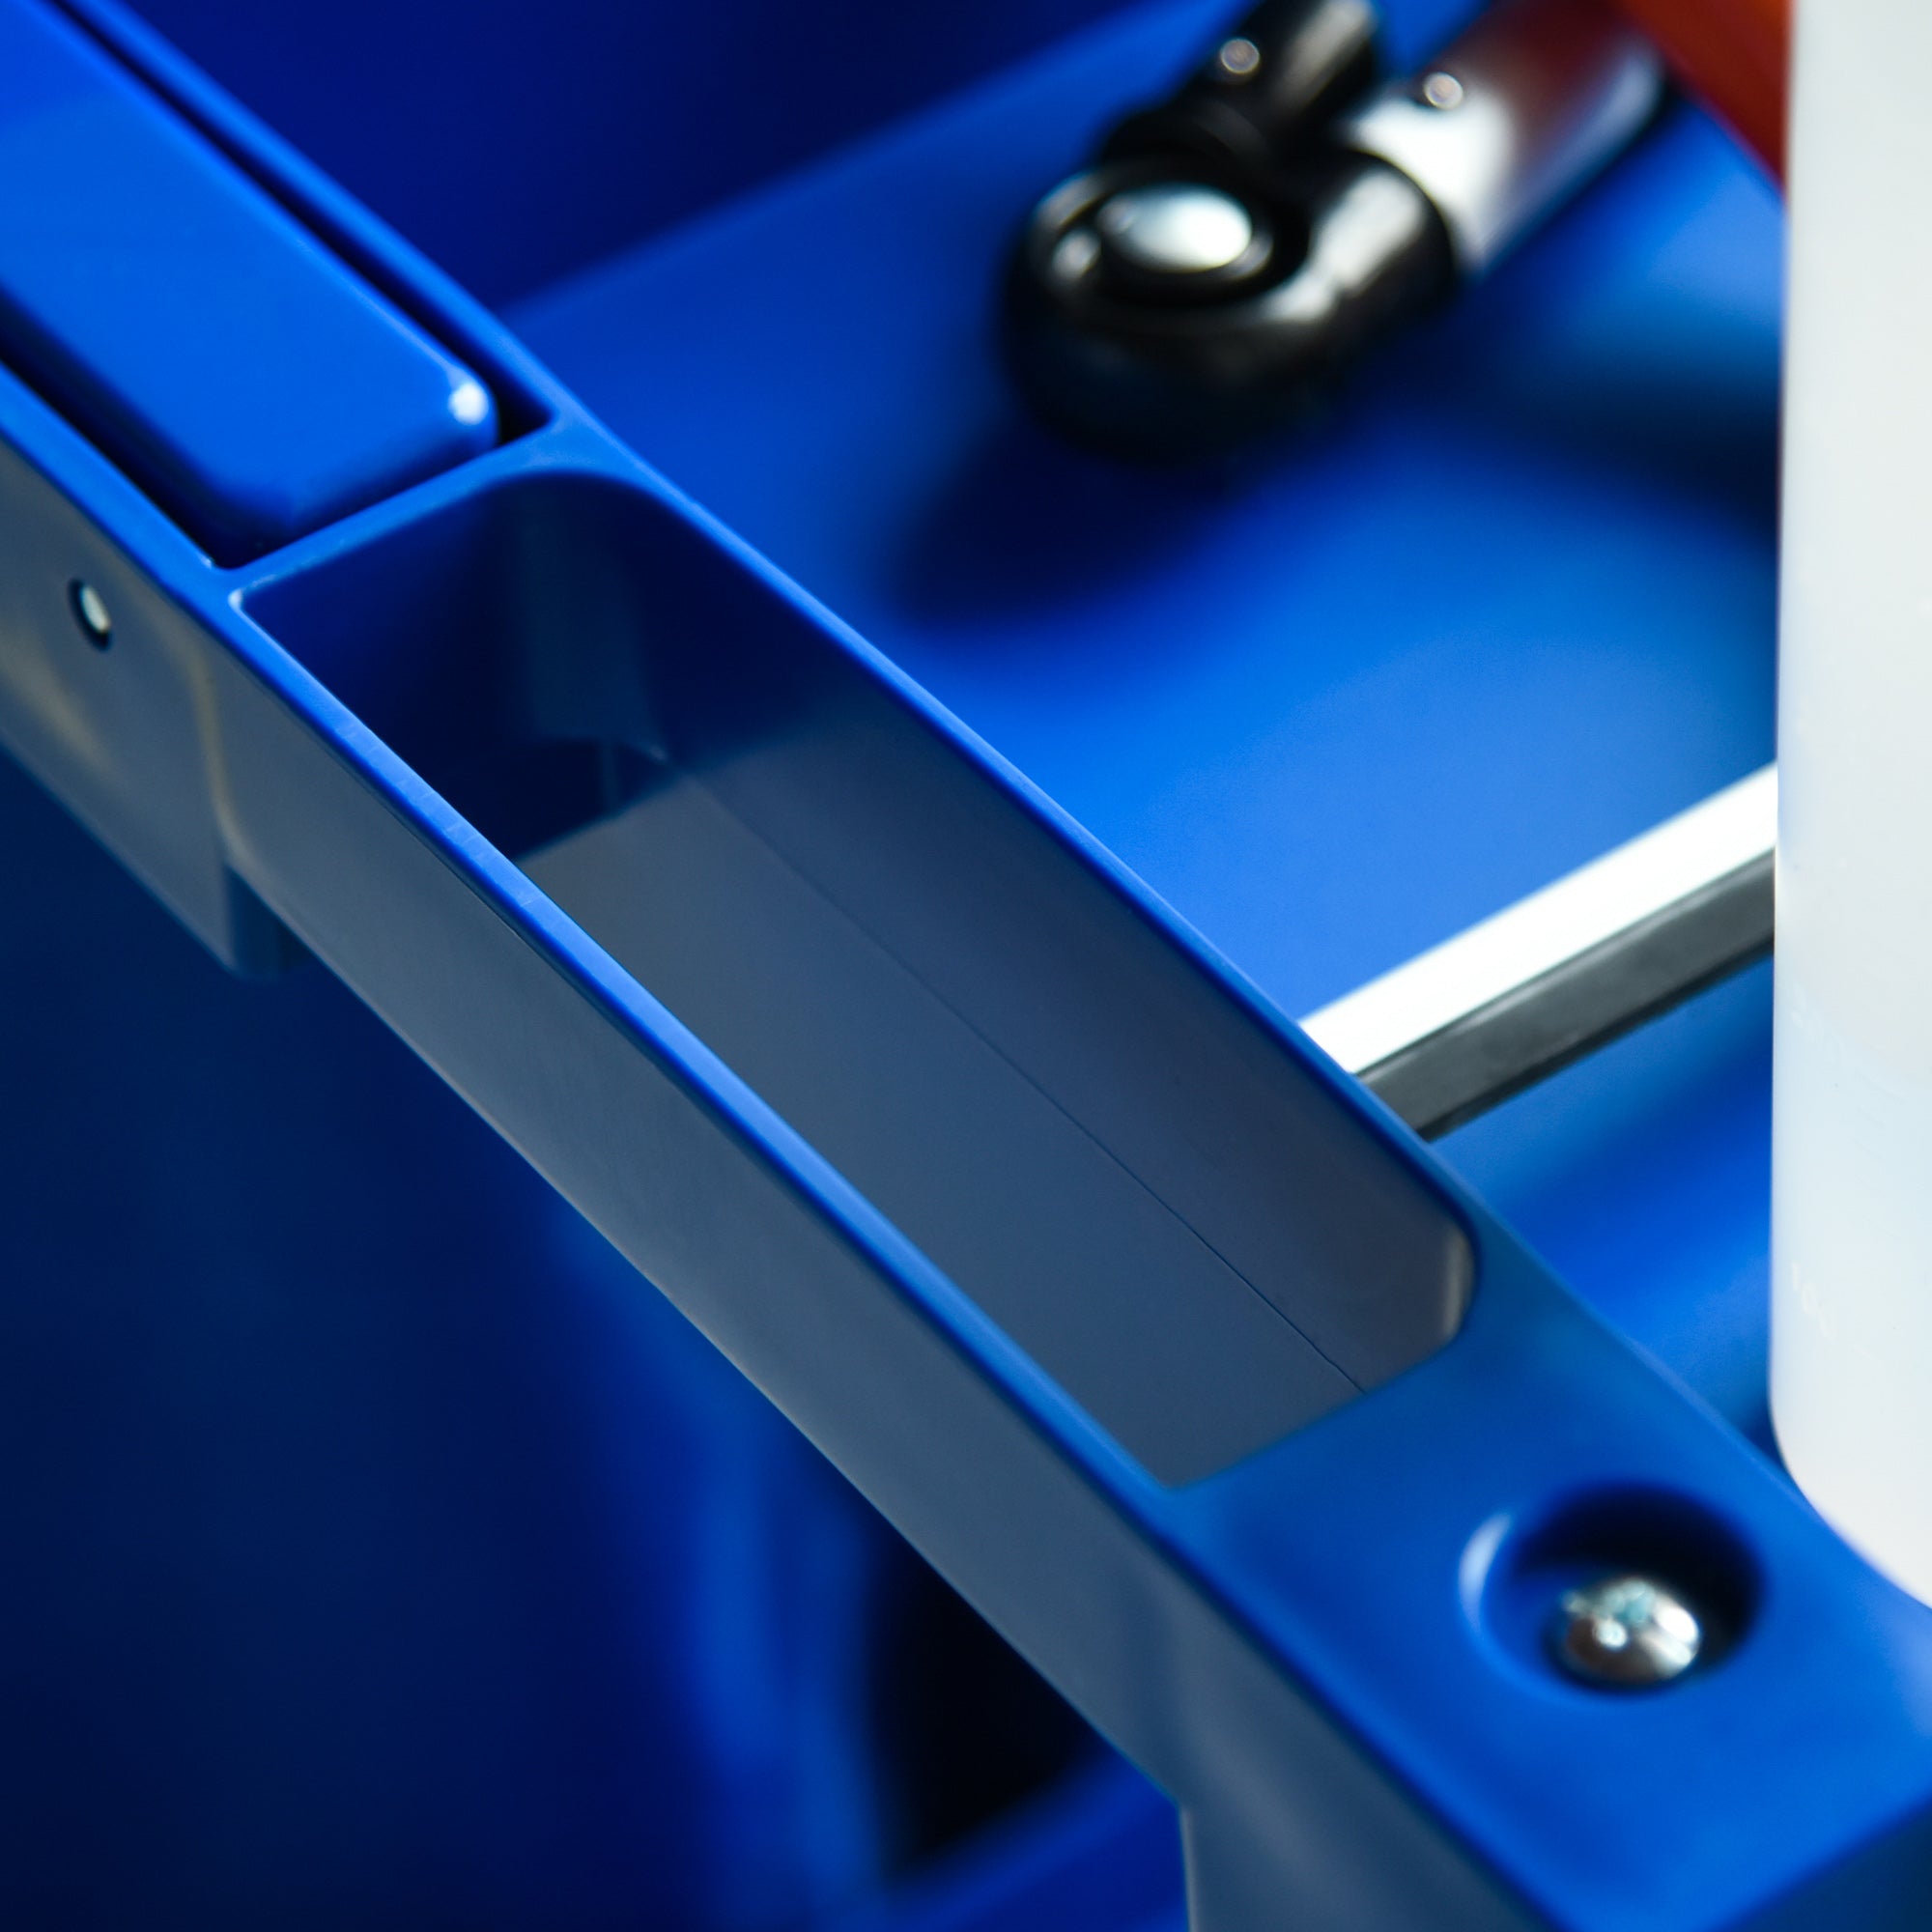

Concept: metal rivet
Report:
left=1095, top=184, right=1256, bottom=275
left=1217, top=35, right=1262, bottom=79
left=1419, top=71, right=1465, bottom=110
left=69, top=580, right=112, bottom=648
left=1552, top=1574, right=1703, bottom=1688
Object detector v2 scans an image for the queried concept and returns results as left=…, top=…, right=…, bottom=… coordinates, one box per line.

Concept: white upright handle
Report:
left=1774, top=0, right=1932, bottom=1601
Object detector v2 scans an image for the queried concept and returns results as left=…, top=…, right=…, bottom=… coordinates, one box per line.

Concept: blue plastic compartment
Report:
left=241, top=466, right=1477, bottom=1490
left=5, top=1, right=1931, bottom=1930
left=497, top=0, right=1783, bottom=1447
left=492, top=0, right=1783, bottom=1442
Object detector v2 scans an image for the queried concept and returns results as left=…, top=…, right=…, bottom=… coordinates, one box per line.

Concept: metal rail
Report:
left=1301, top=766, right=1776, bottom=1137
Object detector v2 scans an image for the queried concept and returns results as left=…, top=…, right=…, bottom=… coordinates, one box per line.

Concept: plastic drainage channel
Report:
left=1, top=3, right=1931, bottom=1929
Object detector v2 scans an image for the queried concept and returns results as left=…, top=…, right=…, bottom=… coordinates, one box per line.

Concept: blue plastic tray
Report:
left=0, top=3, right=1922, bottom=1929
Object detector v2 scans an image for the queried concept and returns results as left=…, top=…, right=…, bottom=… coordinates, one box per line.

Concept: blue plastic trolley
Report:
left=0, top=2, right=1920, bottom=1927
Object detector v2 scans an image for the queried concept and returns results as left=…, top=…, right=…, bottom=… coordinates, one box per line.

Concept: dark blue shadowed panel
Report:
left=119, top=0, right=1173, bottom=308
left=0, top=745, right=903, bottom=1929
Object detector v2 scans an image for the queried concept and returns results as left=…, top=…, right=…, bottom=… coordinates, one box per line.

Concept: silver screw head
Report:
left=1553, top=1574, right=1704, bottom=1689
left=1095, top=184, right=1256, bottom=275
left=1216, top=35, right=1262, bottom=79
left=1419, top=71, right=1465, bottom=110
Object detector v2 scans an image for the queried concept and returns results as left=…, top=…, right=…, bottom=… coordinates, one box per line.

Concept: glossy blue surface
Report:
left=0, top=0, right=496, bottom=559
left=511, top=0, right=1781, bottom=1434
left=0, top=748, right=904, bottom=1929
left=1, top=1, right=1923, bottom=1928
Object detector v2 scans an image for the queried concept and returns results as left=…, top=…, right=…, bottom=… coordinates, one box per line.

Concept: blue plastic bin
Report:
left=2, top=1, right=1928, bottom=1927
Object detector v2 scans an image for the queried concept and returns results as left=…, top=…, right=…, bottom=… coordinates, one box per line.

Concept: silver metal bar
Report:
left=1300, top=765, right=1776, bottom=1138
left=1337, top=0, right=1664, bottom=275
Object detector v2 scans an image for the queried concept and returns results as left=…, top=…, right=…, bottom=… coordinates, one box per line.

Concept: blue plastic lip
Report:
left=56, top=0, right=558, bottom=446
left=0, top=0, right=498, bottom=562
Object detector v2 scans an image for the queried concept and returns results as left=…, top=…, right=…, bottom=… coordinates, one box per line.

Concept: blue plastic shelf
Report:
left=507, top=0, right=1783, bottom=1442
left=0, top=2, right=1923, bottom=1929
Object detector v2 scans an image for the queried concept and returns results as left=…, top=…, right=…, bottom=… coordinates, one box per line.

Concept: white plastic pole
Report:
left=1773, top=0, right=1932, bottom=1602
